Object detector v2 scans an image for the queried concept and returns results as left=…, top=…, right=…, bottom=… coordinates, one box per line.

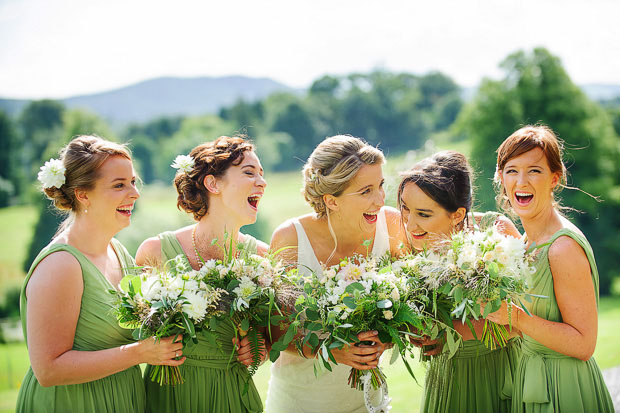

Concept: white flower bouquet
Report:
left=113, top=241, right=298, bottom=386
left=417, top=226, right=537, bottom=349
left=291, top=254, right=431, bottom=392
left=113, top=255, right=227, bottom=385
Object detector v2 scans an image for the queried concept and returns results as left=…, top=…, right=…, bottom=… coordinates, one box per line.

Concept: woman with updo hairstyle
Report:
left=136, top=135, right=269, bottom=413
left=397, top=150, right=522, bottom=413
left=485, top=125, right=613, bottom=412
left=17, top=135, right=183, bottom=413
left=265, top=135, right=404, bottom=413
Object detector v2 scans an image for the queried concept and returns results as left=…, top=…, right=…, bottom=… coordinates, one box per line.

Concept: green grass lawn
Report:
left=1, top=296, right=618, bottom=412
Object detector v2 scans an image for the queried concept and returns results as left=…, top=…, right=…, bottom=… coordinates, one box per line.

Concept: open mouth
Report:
left=116, top=205, right=133, bottom=217
left=411, top=231, right=427, bottom=240
left=363, top=211, right=378, bottom=224
left=247, top=194, right=261, bottom=210
left=514, top=191, right=534, bottom=206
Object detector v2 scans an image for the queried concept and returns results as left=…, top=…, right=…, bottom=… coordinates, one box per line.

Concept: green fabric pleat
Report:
left=420, top=212, right=521, bottom=413
left=421, top=338, right=522, bottom=413
left=511, top=228, right=614, bottom=413
left=16, top=239, right=146, bottom=413
left=144, top=231, right=262, bottom=413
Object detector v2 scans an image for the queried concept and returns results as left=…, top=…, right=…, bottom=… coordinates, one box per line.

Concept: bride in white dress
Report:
left=266, top=135, right=406, bottom=413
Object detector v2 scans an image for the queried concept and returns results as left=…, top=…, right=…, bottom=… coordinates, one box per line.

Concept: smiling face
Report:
left=215, top=151, right=266, bottom=226
left=400, top=182, right=465, bottom=251
left=80, top=155, right=139, bottom=232
left=500, top=147, right=560, bottom=221
left=329, top=163, right=385, bottom=231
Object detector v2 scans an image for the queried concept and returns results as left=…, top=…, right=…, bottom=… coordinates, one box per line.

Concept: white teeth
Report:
left=364, top=211, right=378, bottom=216
left=117, top=206, right=133, bottom=212
left=412, top=232, right=426, bottom=236
left=515, top=192, right=532, bottom=197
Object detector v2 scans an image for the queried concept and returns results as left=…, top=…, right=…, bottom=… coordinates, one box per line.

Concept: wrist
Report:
left=125, top=340, right=146, bottom=364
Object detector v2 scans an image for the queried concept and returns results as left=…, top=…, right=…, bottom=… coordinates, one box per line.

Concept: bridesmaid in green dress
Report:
left=136, top=136, right=269, bottom=413
left=397, top=151, right=523, bottom=413
left=17, top=135, right=183, bottom=413
left=486, top=125, right=614, bottom=412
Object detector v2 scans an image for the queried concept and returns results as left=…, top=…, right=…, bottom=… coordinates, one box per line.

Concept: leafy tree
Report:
left=18, top=100, right=65, bottom=183
left=124, top=116, right=183, bottom=183
left=457, top=47, right=620, bottom=295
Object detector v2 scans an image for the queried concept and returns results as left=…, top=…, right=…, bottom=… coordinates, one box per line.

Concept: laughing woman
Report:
left=397, top=151, right=522, bottom=413
left=266, top=135, right=403, bottom=413
left=136, top=136, right=269, bottom=413
left=486, top=125, right=614, bottom=412
left=17, top=136, right=182, bottom=413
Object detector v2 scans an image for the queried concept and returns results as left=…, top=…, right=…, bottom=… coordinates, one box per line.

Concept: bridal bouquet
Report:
left=113, top=255, right=226, bottom=385
left=292, top=254, right=431, bottom=392
left=113, top=241, right=298, bottom=385
left=417, top=226, right=537, bottom=349
left=387, top=254, right=462, bottom=358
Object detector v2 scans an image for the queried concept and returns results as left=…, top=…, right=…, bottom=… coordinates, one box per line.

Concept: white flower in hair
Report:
left=37, top=158, right=66, bottom=189
left=171, top=155, right=195, bottom=173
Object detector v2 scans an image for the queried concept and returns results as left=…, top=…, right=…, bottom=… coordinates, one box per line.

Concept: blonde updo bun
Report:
left=302, top=135, right=384, bottom=218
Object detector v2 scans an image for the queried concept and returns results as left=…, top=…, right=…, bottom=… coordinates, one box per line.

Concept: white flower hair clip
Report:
left=308, top=169, right=318, bottom=182
left=171, top=154, right=195, bottom=174
left=37, top=158, right=66, bottom=189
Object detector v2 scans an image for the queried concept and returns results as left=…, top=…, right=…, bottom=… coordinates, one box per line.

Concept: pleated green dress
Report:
left=16, top=239, right=146, bottom=413
left=420, top=212, right=522, bottom=413
left=144, top=231, right=262, bottom=413
left=511, top=228, right=614, bottom=413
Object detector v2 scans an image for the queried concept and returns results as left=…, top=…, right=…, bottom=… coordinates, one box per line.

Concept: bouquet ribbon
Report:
left=521, top=338, right=571, bottom=405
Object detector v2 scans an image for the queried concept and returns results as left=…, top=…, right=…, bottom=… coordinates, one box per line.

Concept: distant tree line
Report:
left=1, top=47, right=619, bottom=294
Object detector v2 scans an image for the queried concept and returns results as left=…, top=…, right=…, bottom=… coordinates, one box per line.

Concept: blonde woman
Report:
left=266, top=135, right=404, bottom=413
left=17, top=136, right=182, bottom=413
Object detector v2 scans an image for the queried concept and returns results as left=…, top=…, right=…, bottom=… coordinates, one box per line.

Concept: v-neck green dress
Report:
left=16, top=239, right=146, bottom=413
left=420, top=212, right=522, bottom=413
left=511, top=228, right=613, bottom=413
left=143, top=231, right=262, bottom=413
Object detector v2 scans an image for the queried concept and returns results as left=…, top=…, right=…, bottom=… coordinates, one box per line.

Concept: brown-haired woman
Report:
left=136, top=136, right=269, bottom=413
left=16, top=136, right=183, bottom=413
left=398, top=150, right=522, bottom=413
left=486, top=125, right=614, bottom=412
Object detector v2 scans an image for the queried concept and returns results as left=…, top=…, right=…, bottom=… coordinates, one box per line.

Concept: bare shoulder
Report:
left=271, top=217, right=306, bottom=249
left=548, top=233, right=590, bottom=281
left=135, top=236, right=162, bottom=266
left=27, top=250, right=83, bottom=298
left=383, top=206, right=402, bottom=230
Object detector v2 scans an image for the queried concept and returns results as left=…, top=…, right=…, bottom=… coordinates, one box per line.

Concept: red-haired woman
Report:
left=486, top=125, right=614, bottom=412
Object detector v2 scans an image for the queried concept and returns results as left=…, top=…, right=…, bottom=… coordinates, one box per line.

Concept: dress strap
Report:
left=292, top=219, right=322, bottom=276
left=371, top=207, right=390, bottom=257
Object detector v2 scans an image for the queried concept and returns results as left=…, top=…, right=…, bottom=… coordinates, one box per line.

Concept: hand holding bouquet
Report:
left=292, top=254, right=431, bottom=391
left=416, top=226, right=537, bottom=349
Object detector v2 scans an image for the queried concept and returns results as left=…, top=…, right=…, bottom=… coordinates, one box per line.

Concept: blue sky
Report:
left=1, top=0, right=619, bottom=99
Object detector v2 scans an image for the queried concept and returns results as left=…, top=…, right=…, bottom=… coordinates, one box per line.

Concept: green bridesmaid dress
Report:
left=16, top=239, right=146, bottom=413
left=511, top=228, right=614, bottom=413
left=420, top=212, right=522, bottom=413
left=144, top=231, right=262, bottom=413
